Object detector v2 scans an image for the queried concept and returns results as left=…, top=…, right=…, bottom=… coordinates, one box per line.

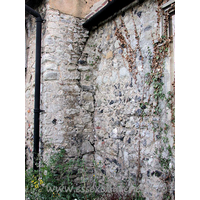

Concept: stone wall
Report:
left=25, top=2, right=92, bottom=168
left=77, top=0, right=175, bottom=199
left=40, top=4, right=98, bottom=173
left=25, top=0, right=175, bottom=199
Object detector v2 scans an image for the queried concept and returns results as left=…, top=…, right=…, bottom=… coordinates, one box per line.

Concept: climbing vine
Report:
left=147, top=1, right=175, bottom=199
left=113, top=0, right=175, bottom=199
left=83, top=0, right=175, bottom=199
left=114, top=19, right=138, bottom=83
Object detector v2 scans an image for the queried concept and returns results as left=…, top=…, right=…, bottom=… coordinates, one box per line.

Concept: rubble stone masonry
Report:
left=25, top=0, right=175, bottom=199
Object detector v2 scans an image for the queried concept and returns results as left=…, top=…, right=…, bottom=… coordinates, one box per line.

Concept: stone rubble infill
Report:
left=25, top=1, right=175, bottom=199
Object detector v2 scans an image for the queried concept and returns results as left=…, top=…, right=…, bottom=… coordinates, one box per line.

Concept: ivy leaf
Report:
left=161, top=35, right=166, bottom=39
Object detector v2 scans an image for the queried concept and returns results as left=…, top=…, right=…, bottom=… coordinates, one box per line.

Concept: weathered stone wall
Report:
left=25, top=0, right=175, bottom=199
left=25, top=2, right=93, bottom=167
left=40, top=4, right=96, bottom=167
left=78, top=0, right=175, bottom=199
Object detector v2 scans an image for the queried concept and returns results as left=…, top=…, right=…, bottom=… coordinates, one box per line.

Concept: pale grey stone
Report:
left=65, top=108, right=80, bottom=116
left=83, top=102, right=94, bottom=112
left=68, top=146, right=78, bottom=157
left=67, top=38, right=73, bottom=43
left=41, top=54, right=55, bottom=63
left=82, top=154, right=94, bottom=167
left=25, top=90, right=30, bottom=98
left=44, top=35, right=55, bottom=46
left=124, top=151, right=129, bottom=167
left=126, top=130, right=134, bottom=135
left=96, top=130, right=107, bottom=138
left=78, top=65, right=91, bottom=71
left=81, top=141, right=94, bottom=154
left=96, top=76, right=102, bottom=85
left=105, top=143, right=118, bottom=156
left=114, top=40, right=120, bottom=49
left=67, top=65, right=77, bottom=71
left=42, top=63, right=57, bottom=72
left=45, top=46, right=56, bottom=53
left=81, top=114, right=92, bottom=124
left=125, top=121, right=134, bottom=128
left=68, top=44, right=73, bottom=50
left=110, top=128, right=118, bottom=138
left=43, top=71, right=58, bottom=81
left=63, top=85, right=81, bottom=94
left=54, top=136, right=64, bottom=144
left=110, top=71, right=118, bottom=83
left=82, top=92, right=93, bottom=102
left=103, top=76, right=109, bottom=84
left=62, top=71, right=80, bottom=80
left=95, top=154, right=104, bottom=163
left=119, top=67, right=130, bottom=77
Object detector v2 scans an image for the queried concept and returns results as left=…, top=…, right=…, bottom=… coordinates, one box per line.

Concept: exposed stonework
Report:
left=25, top=2, right=93, bottom=168
left=77, top=0, right=175, bottom=199
left=25, top=0, right=175, bottom=199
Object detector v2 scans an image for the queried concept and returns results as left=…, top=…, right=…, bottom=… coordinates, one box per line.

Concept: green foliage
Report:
left=25, top=149, right=95, bottom=200
left=25, top=149, right=146, bottom=200
left=85, top=75, right=90, bottom=81
left=89, top=61, right=94, bottom=66
left=147, top=29, right=175, bottom=199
